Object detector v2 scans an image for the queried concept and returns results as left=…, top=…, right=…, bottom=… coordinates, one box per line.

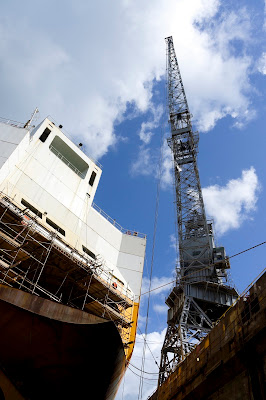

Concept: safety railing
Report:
left=49, top=145, right=86, bottom=179
left=0, top=117, right=28, bottom=129
left=92, top=202, right=146, bottom=239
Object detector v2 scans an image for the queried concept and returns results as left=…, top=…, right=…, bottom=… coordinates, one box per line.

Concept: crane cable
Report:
left=137, top=326, right=160, bottom=368
left=138, top=48, right=171, bottom=399
left=138, top=240, right=266, bottom=298
left=137, top=118, right=167, bottom=399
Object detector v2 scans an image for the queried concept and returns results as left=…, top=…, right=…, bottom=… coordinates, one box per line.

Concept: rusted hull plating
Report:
left=0, top=286, right=126, bottom=399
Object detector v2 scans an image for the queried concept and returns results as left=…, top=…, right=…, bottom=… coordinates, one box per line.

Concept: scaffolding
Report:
left=0, top=193, right=134, bottom=349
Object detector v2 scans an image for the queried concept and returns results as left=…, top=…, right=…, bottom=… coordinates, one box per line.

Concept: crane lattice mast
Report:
left=158, top=36, right=238, bottom=385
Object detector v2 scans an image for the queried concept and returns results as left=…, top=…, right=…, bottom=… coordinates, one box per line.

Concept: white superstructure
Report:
left=0, top=117, right=146, bottom=299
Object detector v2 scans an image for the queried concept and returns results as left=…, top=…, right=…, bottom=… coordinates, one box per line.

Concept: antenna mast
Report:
left=158, top=37, right=238, bottom=385
left=24, top=107, right=39, bottom=128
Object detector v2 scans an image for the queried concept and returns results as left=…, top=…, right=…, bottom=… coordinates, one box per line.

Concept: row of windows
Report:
left=21, top=199, right=95, bottom=259
left=21, top=198, right=65, bottom=235
left=21, top=198, right=42, bottom=218
left=82, top=245, right=96, bottom=259
left=39, top=128, right=97, bottom=186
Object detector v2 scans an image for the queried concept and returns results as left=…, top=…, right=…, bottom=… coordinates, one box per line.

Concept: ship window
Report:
left=82, top=245, right=96, bottom=259
left=89, top=171, right=97, bottom=186
left=21, top=199, right=42, bottom=218
left=49, top=136, right=89, bottom=179
left=39, top=128, right=51, bottom=143
left=46, top=218, right=65, bottom=236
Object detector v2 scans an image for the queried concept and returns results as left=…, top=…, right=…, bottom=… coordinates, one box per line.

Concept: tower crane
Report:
left=158, top=36, right=238, bottom=385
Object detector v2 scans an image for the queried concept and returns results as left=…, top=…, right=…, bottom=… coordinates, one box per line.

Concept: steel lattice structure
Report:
left=158, top=37, right=238, bottom=385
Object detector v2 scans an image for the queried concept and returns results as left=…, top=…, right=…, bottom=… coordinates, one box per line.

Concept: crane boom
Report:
left=158, top=36, right=238, bottom=385
left=166, top=36, right=213, bottom=281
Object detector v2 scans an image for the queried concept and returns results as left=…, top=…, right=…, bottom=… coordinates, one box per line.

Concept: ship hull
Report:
left=0, top=285, right=126, bottom=400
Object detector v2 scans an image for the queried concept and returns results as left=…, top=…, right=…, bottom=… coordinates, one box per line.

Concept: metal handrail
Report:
left=49, top=145, right=86, bottom=179
left=0, top=117, right=28, bottom=129
left=92, top=202, right=146, bottom=239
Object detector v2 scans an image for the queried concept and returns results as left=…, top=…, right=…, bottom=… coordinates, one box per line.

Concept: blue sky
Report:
left=1, top=0, right=266, bottom=398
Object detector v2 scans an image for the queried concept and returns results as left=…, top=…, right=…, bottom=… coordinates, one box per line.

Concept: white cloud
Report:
left=131, top=104, right=166, bottom=180
left=141, top=275, right=174, bottom=297
left=131, top=146, right=154, bottom=177
left=116, top=329, right=166, bottom=400
left=153, top=303, right=168, bottom=314
left=202, top=167, right=260, bottom=235
left=167, top=6, right=253, bottom=132
left=131, top=138, right=173, bottom=188
left=160, top=142, right=173, bottom=188
left=170, top=234, right=177, bottom=251
left=135, top=314, right=148, bottom=329
left=208, top=8, right=251, bottom=56
left=258, top=52, right=266, bottom=75
left=233, top=108, right=257, bottom=129
left=0, top=0, right=257, bottom=160
left=139, top=104, right=163, bottom=145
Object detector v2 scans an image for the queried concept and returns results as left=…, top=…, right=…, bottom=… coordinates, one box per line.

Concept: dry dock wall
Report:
left=149, top=271, right=266, bottom=400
